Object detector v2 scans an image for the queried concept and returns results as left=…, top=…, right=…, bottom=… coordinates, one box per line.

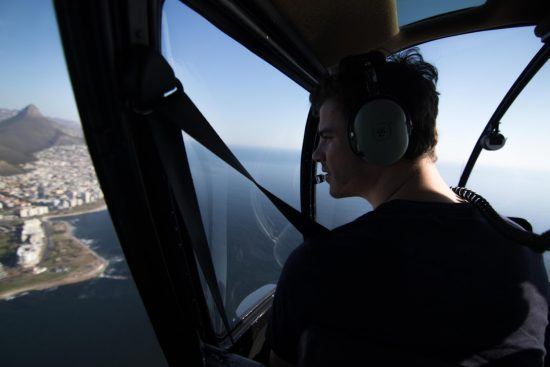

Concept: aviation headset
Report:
left=342, top=51, right=412, bottom=166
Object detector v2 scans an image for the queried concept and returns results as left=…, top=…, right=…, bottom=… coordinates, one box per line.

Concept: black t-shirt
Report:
left=267, top=200, right=549, bottom=366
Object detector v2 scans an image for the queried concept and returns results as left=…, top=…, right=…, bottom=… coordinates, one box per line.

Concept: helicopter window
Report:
left=421, top=27, right=541, bottom=184
left=466, top=59, right=550, bottom=236
left=314, top=27, right=540, bottom=230
left=0, top=1, right=168, bottom=365
left=396, top=0, right=485, bottom=27
left=162, top=0, right=308, bottom=332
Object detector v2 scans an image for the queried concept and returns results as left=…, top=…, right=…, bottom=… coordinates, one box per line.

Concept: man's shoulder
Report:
left=282, top=215, right=390, bottom=278
left=328, top=208, right=404, bottom=244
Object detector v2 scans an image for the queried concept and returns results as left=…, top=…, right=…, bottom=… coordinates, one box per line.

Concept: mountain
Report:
left=0, top=107, right=83, bottom=137
left=0, top=104, right=84, bottom=174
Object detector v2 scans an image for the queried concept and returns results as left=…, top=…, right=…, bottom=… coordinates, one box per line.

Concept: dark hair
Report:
left=310, top=48, right=439, bottom=160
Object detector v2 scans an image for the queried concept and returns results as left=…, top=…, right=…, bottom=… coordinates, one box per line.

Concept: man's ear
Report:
left=269, top=350, right=295, bottom=367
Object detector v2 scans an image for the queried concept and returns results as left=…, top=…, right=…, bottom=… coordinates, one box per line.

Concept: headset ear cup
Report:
left=352, top=98, right=410, bottom=166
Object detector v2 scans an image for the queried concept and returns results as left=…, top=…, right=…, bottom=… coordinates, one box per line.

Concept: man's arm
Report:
left=269, top=350, right=295, bottom=367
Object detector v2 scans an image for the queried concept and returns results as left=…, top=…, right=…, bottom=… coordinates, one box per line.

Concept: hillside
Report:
left=0, top=161, right=24, bottom=175
left=0, top=105, right=83, bottom=175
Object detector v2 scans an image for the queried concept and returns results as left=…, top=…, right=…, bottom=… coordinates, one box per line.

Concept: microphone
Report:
left=315, top=174, right=327, bottom=184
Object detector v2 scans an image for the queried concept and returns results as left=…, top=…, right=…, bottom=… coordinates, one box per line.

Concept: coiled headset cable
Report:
left=451, top=187, right=550, bottom=253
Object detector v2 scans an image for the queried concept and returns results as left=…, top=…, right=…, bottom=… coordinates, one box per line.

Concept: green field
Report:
left=0, top=270, right=67, bottom=293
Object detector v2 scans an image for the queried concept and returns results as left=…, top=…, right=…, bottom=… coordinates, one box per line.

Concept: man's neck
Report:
left=362, top=157, right=462, bottom=208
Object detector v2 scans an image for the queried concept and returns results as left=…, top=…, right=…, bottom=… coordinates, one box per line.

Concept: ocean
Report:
left=0, top=144, right=549, bottom=365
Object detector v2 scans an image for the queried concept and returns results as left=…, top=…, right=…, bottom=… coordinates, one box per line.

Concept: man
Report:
left=267, top=49, right=548, bottom=366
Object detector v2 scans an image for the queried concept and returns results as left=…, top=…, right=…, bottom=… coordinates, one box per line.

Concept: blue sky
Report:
left=0, top=0, right=78, bottom=121
left=1, top=0, right=548, bottom=169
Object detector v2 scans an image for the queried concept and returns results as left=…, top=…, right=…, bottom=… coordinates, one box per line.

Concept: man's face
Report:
left=312, top=98, right=371, bottom=198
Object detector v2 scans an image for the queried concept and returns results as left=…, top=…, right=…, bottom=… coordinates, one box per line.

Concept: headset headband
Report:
left=364, top=60, right=379, bottom=95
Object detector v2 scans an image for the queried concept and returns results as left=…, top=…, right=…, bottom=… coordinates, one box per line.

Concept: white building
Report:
left=29, top=234, right=44, bottom=246
left=59, top=200, right=70, bottom=209
left=17, top=245, right=42, bottom=269
left=20, top=219, right=43, bottom=242
left=19, top=206, right=49, bottom=218
left=17, top=219, right=46, bottom=269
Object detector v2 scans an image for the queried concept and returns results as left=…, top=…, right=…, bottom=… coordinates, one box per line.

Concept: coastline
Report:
left=0, top=256, right=107, bottom=301
left=0, top=206, right=110, bottom=301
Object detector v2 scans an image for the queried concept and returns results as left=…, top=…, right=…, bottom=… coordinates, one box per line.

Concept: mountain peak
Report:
left=19, top=104, right=43, bottom=118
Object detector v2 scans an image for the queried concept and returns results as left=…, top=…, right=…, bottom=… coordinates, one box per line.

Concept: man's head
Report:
left=311, top=48, right=440, bottom=199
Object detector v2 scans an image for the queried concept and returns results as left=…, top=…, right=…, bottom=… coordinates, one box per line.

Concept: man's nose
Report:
left=312, top=142, right=323, bottom=163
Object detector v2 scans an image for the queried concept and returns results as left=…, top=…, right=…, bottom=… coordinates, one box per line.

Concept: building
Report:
left=17, top=245, right=42, bottom=269
left=17, top=219, right=46, bottom=269
left=19, top=206, right=49, bottom=218
left=20, top=219, right=43, bottom=242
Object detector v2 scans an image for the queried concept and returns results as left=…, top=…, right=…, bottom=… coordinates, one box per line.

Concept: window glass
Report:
left=162, top=0, right=308, bottom=331
left=0, top=1, right=167, bottom=365
left=314, top=27, right=541, bottom=230
left=418, top=27, right=541, bottom=185
left=467, top=60, right=550, bottom=235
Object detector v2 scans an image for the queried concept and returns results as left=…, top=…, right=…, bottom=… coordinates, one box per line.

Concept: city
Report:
left=0, top=143, right=107, bottom=297
left=0, top=144, right=103, bottom=219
